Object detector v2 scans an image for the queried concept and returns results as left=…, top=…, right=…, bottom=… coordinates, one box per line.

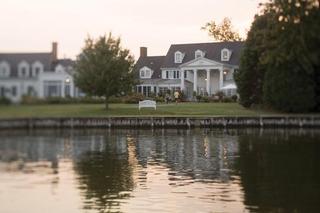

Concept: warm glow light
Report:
left=0, top=0, right=261, bottom=58
left=223, top=71, right=227, bottom=75
left=65, top=78, right=70, bottom=83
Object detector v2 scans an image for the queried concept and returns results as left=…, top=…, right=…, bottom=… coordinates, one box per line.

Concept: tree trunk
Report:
left=105, top=96, right=109, bottom=110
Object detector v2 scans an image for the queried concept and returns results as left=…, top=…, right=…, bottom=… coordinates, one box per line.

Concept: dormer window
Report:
left=140, top=67, right=153, bottom=79
left=0, top=61, right=10, bottom=78
left=221, top=48, right=232, bottom=61
left=18, top=61, right=30, bottom=78
left=32, top=61, right=44, bottom=77
left=195, top=50, right=204, bottom=59
left=174, top=51, right=184, bottom=63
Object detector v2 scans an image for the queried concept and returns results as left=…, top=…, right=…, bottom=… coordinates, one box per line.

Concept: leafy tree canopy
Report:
left=74, top=33, right=135, bottom=109
left=202, top=17, right=243, bottom=41
left=236, top=0, right=320, bottom=112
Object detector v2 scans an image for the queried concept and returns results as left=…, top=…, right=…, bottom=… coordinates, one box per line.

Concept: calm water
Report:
left=0, top=129, right=320, bottom=213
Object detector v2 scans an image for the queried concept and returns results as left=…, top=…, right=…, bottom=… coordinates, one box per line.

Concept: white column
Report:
left=181, top=69, right=185, bottom=91
left=193, top=69, right=197, bottom=93
left=219, top=68, right=223, bottom=90
left=206, top=69, right=211, bottom=95
left=61, top=80, right=65, bottom=98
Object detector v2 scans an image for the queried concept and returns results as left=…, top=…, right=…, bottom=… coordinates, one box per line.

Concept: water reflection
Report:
left=0, top=129, right=319, bottom=213
left=237, top=129, right=320, bottom=212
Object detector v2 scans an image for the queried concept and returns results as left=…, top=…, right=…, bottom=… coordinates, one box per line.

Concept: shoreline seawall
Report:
left=0, top=116, right=319, bottom=129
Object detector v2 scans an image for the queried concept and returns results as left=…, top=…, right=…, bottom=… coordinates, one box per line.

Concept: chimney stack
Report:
left=52, top=42, right=58, bottom=61
left=140, top=47, right=147, bottom=57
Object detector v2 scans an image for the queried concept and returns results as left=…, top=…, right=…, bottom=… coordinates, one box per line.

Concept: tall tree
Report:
left=74, top=34, right=135, bottom=109
left=235, top=13, right=275, bottom=107
left=202, top=17, right=243, bottom=41
left=262, top=0, right=319, bottom=112
left=237, top=0, right=320, bottom=112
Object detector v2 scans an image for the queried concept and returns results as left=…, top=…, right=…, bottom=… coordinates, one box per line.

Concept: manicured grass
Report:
left=0, top=103, right=281, bottom=118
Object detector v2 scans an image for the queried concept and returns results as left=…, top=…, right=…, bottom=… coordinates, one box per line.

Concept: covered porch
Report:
left=179, top=57, right=237, bottom=97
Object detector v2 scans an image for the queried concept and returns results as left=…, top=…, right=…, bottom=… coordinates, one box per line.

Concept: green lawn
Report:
left=0, top=103, right=282, bottom=118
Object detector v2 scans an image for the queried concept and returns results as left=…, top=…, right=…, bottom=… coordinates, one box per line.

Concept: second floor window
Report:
left=175, top=52, right=183, bottom=63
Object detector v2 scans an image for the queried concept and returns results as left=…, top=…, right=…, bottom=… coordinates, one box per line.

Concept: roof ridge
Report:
left=171, top=41, right=244, bottom=46
left=0, top=52, right=52, bottom=55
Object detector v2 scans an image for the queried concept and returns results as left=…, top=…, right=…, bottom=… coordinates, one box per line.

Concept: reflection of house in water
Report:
left=0, top=131, right=111, bottom=173
left=131, top=129, right=239, bottom=182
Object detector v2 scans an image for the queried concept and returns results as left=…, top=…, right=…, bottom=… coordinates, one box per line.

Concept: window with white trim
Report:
left=174, top=51, right=183, bottom=63
left=0, top=61, right=10, bottom=77
left=221, top=48, right=231, bottom=61
left=18, top=61, right=30, bottom=78
left=139, top=67, right=153, bottom=79
left=32, top=61, right=44, bottom=77
left=195, top=50, right=204, bottom=59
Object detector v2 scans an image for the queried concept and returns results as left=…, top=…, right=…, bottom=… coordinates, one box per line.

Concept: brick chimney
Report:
left=52, top=42, right=58, bottom=61
left=140, top=47, right=147, bottom=57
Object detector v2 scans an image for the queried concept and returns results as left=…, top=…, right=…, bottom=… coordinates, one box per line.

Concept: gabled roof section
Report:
left=0, top=52, right=53, bottom=77
left=134, top=56, right=165, bottom=79
left=162, top=41, right=244, bottom=68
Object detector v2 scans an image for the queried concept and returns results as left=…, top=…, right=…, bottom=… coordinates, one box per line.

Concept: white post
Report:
left=206, top=69, right=211, bottom=95
left=219, top=68, right=223, bottom=90
left=193, top=69, right=197, bottom=93
left=181, top=69, right=185, bottom=91
left=61, top=80, right=65, bottom=98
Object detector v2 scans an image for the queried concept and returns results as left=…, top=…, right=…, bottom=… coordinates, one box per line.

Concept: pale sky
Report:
left=0, top=0, right=262, bottom=60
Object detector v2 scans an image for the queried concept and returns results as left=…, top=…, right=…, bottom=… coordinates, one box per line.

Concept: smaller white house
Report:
left=0, top=42, right=82, bottom=103
left=134, top=42, right=243, bottom=99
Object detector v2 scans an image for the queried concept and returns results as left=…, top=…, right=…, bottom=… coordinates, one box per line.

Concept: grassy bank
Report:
left=0, top=103, right=283, bottom=118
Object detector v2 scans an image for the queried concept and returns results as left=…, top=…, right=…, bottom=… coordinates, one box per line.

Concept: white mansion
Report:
left=134, top=41, right=243, bottom=98
left=0, top=42, right=80, bottom=103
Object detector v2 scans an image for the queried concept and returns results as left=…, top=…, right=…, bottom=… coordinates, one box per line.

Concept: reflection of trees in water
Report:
left=237, top=129, right=320, bottom=212
left=74, top=135, right=135, bottom=212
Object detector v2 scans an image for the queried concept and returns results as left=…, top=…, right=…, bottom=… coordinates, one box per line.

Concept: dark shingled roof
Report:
left=52, top=59, right=75, bottom=69
left=0, top=52, right=53, bottom=77
left=134, top=56, right=165, bottom=79
left=162, top=41, right=244, bottom=68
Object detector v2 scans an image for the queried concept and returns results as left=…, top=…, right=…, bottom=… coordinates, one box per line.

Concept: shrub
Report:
left=0, top=97, right=11, bottom=105
left=196, top=95, right=202, bottom=102
left=215, top=91, right=225, bottom=101
left=202, top=96, right=210, bottom=103
left=108, top=96, right=122, bottom=103
left=21, top=95, right=44, bottom=105
left=222, top=97, right=233, bottom=103
left=155, top=96, right=164, bottom=103
left=122, top=93, right=144, bottom=104
left=78, top=96, right=105, bottom=104
left=231, top=95, right=238, bottom=102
